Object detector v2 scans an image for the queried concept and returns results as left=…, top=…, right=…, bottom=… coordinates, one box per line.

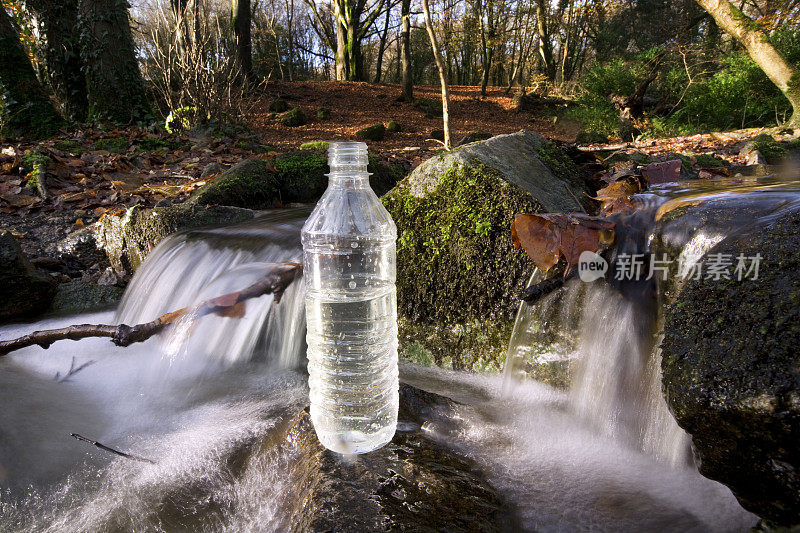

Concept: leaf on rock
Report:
left=512, top=214, right=560, bottom=271
left=512, top=213, right=613, bottom=273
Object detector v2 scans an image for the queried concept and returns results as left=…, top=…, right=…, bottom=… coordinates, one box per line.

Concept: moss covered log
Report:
left=0, top=8, right=63, bottom=139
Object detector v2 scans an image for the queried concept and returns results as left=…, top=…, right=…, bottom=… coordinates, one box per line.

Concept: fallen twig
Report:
left=0, top=262, right=301, bottom=356
left=55, top=356, right=95, bottom=382
left=71, top=433, right=156, bottom=464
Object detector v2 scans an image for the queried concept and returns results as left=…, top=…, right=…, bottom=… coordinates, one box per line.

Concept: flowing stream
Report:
left=2, top=177, right=799, bottom=531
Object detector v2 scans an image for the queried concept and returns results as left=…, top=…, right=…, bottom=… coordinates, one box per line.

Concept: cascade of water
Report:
left=504, top=177, right=800, bottom=466
left=117, top=209, right=309, bottom=368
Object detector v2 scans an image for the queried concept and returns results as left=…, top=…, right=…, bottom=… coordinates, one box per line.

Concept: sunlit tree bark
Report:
left=422, top=0, right=451, bottom=148
left=695, top=0, right=800, bottom=132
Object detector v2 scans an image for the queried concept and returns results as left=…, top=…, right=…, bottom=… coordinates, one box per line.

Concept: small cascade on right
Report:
left=503, top=176, right=800, bottom=466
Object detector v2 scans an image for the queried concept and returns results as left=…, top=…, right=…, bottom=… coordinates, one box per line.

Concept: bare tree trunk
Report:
left=77, top=0, right=149, bottom=123
left=422, top=0, right=451, bottom=149
left=695, top=0, right=800, bottom=133
left=233, top=0, right=254, bottom=80
left=400, top=0, right=413, bottom=100
left=373, top=2, right=391, bottom=83
left=534, top=0, right=555, bottom=81
left=0, top=6, right=63, bottom=138
left=334, top=1, right=348, bottom=80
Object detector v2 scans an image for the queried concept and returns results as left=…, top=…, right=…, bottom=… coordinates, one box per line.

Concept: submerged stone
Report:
left=661, top=207, right=800, bottom=525
left=48, top=280, right=124, bottom=315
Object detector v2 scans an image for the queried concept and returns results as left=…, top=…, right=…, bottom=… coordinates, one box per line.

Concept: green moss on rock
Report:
left=356, top=124, right=386, bottom=141
left=387, top=120, right=400, bottom=133
left=281, top=108, right=307, bottom=127
left=189, top=159, right=280, bottom=209
left=275, top=151, right=328, bottom=202
left=21, top=152, right=51, bottom=189
left=316, top=107, right=331, bottom=120
left=750, top=134, right=788, bottom=164
left=413, top=98, right=443, bottom=118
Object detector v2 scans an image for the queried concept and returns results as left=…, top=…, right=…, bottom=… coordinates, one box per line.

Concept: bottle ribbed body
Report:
left=301, top=142, right=398, bottom=454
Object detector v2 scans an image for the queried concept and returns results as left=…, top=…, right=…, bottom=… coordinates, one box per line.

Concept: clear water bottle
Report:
left=301, top=141, right=398, bottom=454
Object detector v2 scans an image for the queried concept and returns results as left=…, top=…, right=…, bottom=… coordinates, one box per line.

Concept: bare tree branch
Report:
left=0, top=263, right=302, bottom=357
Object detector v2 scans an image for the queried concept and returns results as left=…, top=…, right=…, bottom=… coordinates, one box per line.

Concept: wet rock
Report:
left=382, top=130, right=590, bottom=370
left=661, top=207, right=800, bottom=525
left=47, top=280, right=124, bottom=315
left=0, top=230, right=58, bottom=320
left=263, top=384, right=517, bottom=531
left=95, top=204, right=254, bottom=275
left=189, top=159, right=280, bottom=209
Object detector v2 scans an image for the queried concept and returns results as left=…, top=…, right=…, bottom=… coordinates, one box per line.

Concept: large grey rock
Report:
left=382, top=130, right=590, bottom=371
left=0, top=230, right=58, bottom=320
left=95, top=204, right=254, bottom=275
left=661, top=207, right=800, bottom=525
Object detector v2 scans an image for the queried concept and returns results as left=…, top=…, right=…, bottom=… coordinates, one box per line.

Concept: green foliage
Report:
left=281, top=107, right=307, bottom=127
left=21, top=152, right=51, bottom=188
left=268, top=99, right=289, bottom=112
left=356, top=123, right=386, bottom=141
left=299, top=141, right=330, bottom=152
left=274, top=151, right=328, bottom=201
left=165, top=106, right=199, bottom=134
left=751, top=134, right=788, bottom=164
left=575, top=130, right=609, bottom=144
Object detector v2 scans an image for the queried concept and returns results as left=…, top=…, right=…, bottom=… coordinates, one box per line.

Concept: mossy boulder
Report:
left=189, top=159, right=280, bottom=209
left=269, top=99, right=289, bottom=112
left=316, top=107, right=331, bottom=120
left=382, top=130, right=590, bottom=370
left=387, top=120, right=401, bottom=133
left=661, top=207, right=800, bottom=525
left=0, top=230, right=58, bottom=319
left=281, top=107, right=307, bottom=127
left=189, top=153, right=406, bottom=210
left=356, top=124, right=386, bottom=141
left=413, top=98, right=443, bottom=118
left=742, top=134, right=788, bottom=165
left=95, top=204, right=254, bottom=275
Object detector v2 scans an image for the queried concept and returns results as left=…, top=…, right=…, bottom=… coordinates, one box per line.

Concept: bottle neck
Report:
left=328, top=169, right=371, bottom=188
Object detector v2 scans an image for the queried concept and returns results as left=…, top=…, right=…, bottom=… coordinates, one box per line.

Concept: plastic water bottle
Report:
left=301, top=141, right=399, bottom=454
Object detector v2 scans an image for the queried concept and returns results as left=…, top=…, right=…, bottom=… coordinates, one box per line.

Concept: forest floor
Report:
left=0, top=81, right=789, bottom=267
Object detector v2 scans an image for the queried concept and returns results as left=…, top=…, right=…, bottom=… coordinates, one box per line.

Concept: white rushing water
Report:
left=7, top=181, right=799, bottom=530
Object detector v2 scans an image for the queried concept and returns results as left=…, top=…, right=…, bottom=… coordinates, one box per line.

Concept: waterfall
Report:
left=503, top=177, right=800, bottom=467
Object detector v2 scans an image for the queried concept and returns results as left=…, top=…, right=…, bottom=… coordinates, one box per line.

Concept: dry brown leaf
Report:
left=215, top=301, right=247, bottom=318
left=512, top=214, right=561, bottom=271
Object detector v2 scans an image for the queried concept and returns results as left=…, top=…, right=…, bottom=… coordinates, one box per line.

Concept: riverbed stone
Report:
left=661, top=207, right=800, bottom=525
left=382, top=130, right=591, bottom=371
left=95, top=204, right=254, bottom=275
